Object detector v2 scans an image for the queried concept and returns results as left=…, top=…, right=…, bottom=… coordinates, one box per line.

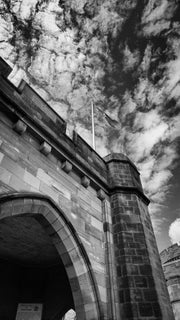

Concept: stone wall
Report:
left=0, top=57, right=174, bottom=320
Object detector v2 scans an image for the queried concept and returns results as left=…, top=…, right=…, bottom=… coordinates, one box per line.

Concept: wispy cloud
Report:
left=0, top=0, right=180, bottom=238
left=169, top=218, right=180, bottom=244
left=141, top=0, right=176, bottom=35
left=123, top=45, right=140, bottom=72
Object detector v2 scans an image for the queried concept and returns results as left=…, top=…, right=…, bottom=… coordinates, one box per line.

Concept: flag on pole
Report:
left=104, top=113, right=120, bottom=128
left=91, top=105, right=126, bottom=154
left=97, top=106, right=126, bottom=154
left=97, top=107, right=120, bottom=128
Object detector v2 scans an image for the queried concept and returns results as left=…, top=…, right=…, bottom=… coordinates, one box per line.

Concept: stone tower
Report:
left=0, top=57, right=174, bottom=319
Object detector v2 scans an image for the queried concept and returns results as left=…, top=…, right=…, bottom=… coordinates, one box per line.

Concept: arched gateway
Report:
left=0, top=192, right=102, bottom=320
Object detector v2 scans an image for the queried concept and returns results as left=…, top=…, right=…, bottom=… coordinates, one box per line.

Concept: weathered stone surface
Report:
left=106, top=155, right=174, bottom=320
left=62, top=160, right=73, bottom=173
left=81, top=176, right=90, bottom=188
left=13, top=119, right=27, bottom=134
left=40, top=141, right=52, bottom=156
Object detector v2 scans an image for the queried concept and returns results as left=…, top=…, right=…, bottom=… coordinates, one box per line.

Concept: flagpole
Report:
left=91, top=101, right=95, bottom=150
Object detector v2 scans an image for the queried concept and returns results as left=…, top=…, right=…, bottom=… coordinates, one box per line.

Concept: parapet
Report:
left=160, top=243, right=180, bottom=264
left=0, top=56, right=149, bottom=203
left=0, top=57, right=107, bottom=185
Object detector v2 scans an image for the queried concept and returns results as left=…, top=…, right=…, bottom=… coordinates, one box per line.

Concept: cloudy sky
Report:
left=0, top=0, right=180, bottom=252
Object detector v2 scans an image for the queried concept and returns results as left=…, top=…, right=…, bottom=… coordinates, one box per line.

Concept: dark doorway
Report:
left=0, top=216, right=74, bottom=320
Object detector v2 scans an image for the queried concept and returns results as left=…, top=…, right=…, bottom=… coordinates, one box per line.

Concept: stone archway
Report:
left=0, top=192, right=102, bottom=320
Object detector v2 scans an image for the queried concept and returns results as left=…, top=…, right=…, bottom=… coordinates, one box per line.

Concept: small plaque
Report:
left=15, top=303, right=43, bottom=320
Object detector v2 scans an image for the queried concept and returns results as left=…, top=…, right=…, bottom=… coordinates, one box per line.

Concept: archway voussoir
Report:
left=73, top=290, right=84, bottom=307
left=37, top=204, right=50, bottom=216
left=57, top=226, right=72, bottom=242
left=32, top=199, right=44, bottom=206
left=69, top=247, right=82, bottom=264
left=53, top=239, right=67, bottom=256
left=85, top=302, right=98, bottom=312
left=69, top=248, right=88, bottom=273
left=23, top=198, right=33, bottom=205
left=63, top=235, right=79, bottom=253
left=11, top=199, right=27, bottom=216
left=0, top=202, right=13, bottom=219
left=30, top=203, right=43, bottom=214
left=85, top=303, right=99, bottom=320
left=66, top=265, right=77, bottom=279
left=21, top=204, right=34, bottom=214
left=41, top=221, right=57, bottom=236
left=83, top=283, right=97, bottom=305
left=45, top=210, right=61, bottom=224
left=74, top=305, right=86, bottom=320
left=73, top=260, right=88, bottom=277
left=69, top=276, right=81, bottom=292
left=78, top=273, right=94, bottom=293
left=60, top=252, right=72, bottom=268
left=51, top=218, right=63, bottom=233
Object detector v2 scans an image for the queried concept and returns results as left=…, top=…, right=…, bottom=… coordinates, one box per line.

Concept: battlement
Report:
left=160, top=243, right=180, bottom=264
left=0, top=56, right=149, bottom=203
left=0, top=57, right=107, bottom=184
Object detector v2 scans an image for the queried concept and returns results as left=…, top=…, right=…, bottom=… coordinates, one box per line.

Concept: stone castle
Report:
left=0, top=57, right=174, bottom=319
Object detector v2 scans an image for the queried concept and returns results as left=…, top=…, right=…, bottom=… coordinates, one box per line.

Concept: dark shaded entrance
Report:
left=0, top=216, right=74, bottom=320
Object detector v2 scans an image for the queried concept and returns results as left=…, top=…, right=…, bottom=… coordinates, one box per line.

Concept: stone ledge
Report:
left=104, top=153, right=140, bottom=175
left=110, top=187, right=150, bottom=205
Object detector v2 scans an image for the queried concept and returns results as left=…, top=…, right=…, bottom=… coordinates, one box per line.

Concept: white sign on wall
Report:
left=15, top=303, right=43, bottom=320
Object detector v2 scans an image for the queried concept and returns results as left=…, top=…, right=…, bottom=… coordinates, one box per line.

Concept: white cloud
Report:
left=146, top=170, right=172, bottom=195
left=150, top=190, right=169, bottom=203
left=169, top=219, right=180, bottom=244
left=120, top=92, right=137, bottom=121
left=123, top=45, right=140, bottom=71
left=141, top=0, right=175, bottom=35
left=133, top=110, right=161, bottom=131
left=142, top=0, right=169, bottom=23
left=143, top=20, right=170, bottom=36
left=149, top=202, right=167, bottom=233
left=19, top=0, right=37, bottom=20
left=154, top=146, right=178, bottom=172
left=139, top=157, right=155, bottom=181
left=127, top=121, right=169, bottom=161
